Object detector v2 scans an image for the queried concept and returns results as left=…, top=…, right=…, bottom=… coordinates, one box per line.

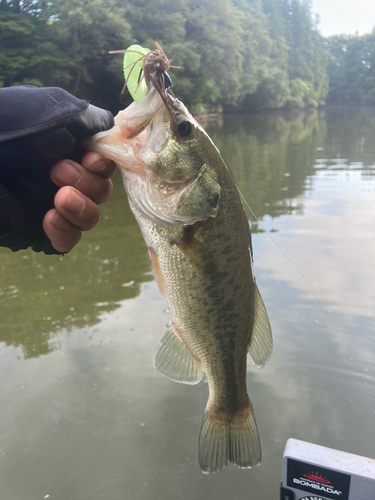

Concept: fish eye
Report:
left=177, top=119, right=192, bottom=137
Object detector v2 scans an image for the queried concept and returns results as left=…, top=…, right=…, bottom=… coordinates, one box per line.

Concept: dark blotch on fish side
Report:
left=221, top=245, right=232, bottom=255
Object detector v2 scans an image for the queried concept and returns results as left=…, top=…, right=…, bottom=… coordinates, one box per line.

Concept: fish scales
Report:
left=134, top=152, right=253, bottom=409
left=87, top=85, right=272, bottom=474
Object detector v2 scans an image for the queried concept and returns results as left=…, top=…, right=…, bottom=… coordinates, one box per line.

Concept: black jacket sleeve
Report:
left=0, top=86, right=114, bottom=255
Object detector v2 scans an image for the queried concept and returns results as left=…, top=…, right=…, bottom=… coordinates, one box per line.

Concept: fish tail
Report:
left=198, top=397, right=261, bottom=474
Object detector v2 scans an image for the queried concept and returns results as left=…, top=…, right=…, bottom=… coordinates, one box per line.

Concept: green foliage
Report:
left=0, top=0, right=329, bottom=111
left=0, top=11, right=71, bottom=88
left=0, top=0, right=132, bottom=109
left=262, top=0, right=328, bottom=109
left=326, top=33, right=375, bottom=105
left=36, top=0, right=132, bottom=106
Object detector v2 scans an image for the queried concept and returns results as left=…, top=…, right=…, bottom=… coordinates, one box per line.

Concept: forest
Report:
left=325, top=32, right=375, bottom=106
left=0, top=0, right=374, bottom=112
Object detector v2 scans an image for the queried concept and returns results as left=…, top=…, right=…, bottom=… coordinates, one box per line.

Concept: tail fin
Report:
left=198, top=397, right=261, bottom=474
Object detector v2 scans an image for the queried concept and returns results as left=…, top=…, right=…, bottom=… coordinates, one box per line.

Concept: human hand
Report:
left=0, top=86, right=115, bottom=255
left=43, top=152, right=115, bottom=253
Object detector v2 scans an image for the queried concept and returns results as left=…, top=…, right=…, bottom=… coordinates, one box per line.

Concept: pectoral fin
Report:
left=248, top=285, right=273, bottom=368
left=154, top=322, right=203, bottom=385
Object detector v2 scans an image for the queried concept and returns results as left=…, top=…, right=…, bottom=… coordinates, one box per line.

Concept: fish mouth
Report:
left=86, top=88, right=167, bottom=174
left=118, top=89, right=163, bottom=140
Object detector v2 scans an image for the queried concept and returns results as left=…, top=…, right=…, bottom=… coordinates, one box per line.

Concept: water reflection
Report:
left=203, top=109, right=327, bottom=228
left=0, top=179, right=152, bottom=358
left=322, top=106, right=375, bottom=169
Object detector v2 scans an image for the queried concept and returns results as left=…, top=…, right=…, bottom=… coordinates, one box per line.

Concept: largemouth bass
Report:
left=88, top=85, right=273, bottom=474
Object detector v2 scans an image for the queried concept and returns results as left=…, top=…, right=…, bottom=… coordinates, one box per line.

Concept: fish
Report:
left=87, top=66, right=273, bottom=474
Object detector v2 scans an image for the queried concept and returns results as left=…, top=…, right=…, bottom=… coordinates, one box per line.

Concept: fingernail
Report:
left=55, top=162, right=82, bottom=187
left=64, top=189, right=85, bottom=214
left=92, top=160, right=108, bottom=172
left=51, top=212, right=71, bottom=231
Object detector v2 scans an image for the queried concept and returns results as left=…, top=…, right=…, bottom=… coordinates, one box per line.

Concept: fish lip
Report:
left=121, top=106, right=163, bottom=141
left=127, top=86, right=163, bottom=118
left=112, top=87, right=166, bottom=143
left=85, top=91, right=163, bottom=157
left=126, top=87, right=163, bottom=119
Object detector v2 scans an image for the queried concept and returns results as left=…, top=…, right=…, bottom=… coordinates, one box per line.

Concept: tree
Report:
left=0, top=0, right=329, bottom=111
left=326, top=33, right=375, bottom=105
left=281, top=0, right=328, bottom=107
left=35, top=0, right=132, bottom=103
left=0, top=10, right=71, bottom=88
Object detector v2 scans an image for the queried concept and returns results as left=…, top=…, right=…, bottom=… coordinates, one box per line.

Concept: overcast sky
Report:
left=312, top=0, right=375, bottom=37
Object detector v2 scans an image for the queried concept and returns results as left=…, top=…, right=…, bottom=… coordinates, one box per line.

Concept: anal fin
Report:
left=153, top=322, right=203, bottom=385
left=248, top=284, right=273, bottom=368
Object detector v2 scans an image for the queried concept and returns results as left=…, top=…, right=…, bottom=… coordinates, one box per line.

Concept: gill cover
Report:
left=122, top=160, right=220, bottom=227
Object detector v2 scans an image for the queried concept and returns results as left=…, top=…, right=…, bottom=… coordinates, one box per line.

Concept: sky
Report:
left=312, top=0, right=375, bottom=37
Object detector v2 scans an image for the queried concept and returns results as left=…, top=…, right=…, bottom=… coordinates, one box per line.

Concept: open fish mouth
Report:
left=87, top=89, right=168, bottom=174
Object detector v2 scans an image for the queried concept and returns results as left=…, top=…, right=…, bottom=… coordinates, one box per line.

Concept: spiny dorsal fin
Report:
left=153, top=322, right=203, bottom=385
left=248, top=284, right=273, bottom=368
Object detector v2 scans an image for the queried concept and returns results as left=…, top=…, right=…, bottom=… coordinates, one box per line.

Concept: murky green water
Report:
left=1, top=107, right=374, bottom=500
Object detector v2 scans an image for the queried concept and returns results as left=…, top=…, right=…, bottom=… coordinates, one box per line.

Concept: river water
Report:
left=0, top=106, right=374, bottom=499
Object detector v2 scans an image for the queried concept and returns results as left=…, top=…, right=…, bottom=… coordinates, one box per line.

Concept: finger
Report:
left=54, top=186, right=101, bottom=231
left=81, top=151, right=116, bottom=178
left=50, top=159, right=113, bottom=205
left=43, top=209, right=82, bottom=253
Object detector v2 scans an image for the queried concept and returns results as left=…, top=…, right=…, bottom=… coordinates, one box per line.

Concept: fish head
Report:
left=88, top=88, right=221, bottom=226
